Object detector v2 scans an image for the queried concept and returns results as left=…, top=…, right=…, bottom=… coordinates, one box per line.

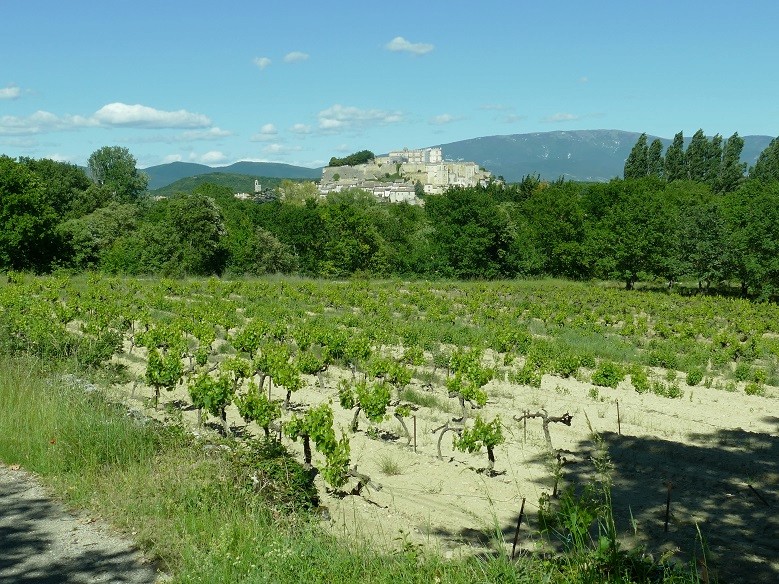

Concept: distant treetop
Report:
left=328, top=150, right=375, bottom=167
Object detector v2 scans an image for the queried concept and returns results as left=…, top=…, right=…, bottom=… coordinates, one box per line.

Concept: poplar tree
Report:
left=647, top=138, right=665, bottom=178
left=715, top=132, right=747, bottom=193
left=685, top=129, right=709, bottom=182
left=704, top=134, right=723, bottom=184
left=749, top=136, right=779, bottom=182
left=624, top=133, right=648, bottom=179
left=664, top=132, right=686, bottom=181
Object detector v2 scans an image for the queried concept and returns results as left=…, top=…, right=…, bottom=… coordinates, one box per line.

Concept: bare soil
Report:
left=116, top=346, right=779, bottom=584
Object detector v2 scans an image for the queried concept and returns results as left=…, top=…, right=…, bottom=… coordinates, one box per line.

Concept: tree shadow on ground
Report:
left=524, top=417, right=778, bottom=584
left=0, top=476, right=159, bottom=584
left=428, top=416, right=777, bottom=584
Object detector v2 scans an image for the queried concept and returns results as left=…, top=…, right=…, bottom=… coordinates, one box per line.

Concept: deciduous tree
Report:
left=87, top=146, right=148, bottom=203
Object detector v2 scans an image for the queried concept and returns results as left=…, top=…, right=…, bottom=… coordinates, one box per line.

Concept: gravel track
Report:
left=0, top=464, right=162, bottom=584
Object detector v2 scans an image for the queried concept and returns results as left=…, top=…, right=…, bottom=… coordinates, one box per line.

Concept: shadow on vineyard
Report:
left=531, top=425, right=779, bottom=584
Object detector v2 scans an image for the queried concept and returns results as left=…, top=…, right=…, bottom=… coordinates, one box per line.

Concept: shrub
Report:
left=552, top=352, right=581, bottom=378
left=591, top=362, right=624, bottom=389
left=734, top=361, right=751, bottom=382
left=744, top=382, right=765, bottom=397
left=685, top=368, right=703, bottom=386
left=628, top=365, right=649, bottom=393
left=751, top=368, right=768, bottom=384
left=511, top=361, right=543, bottom=387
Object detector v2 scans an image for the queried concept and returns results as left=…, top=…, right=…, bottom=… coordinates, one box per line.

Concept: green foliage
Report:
left=234, top=438, right=318, bottom=512
left=591, top=361, right=625, bottom=388
left=733, top=361, right=751, bottom=382
left=328, top=149, right=375, bottom=167
left=511, top=361, right=543, bottom=388
left=145, top=348, right=184, bottom=392
left=623, top=133, right=648, bottom=179
left=685, top=368, right=704, bottom=386
left=87, top=146, right=148, bottom=203
left=664, top=132, right=686, bottom=181
left=744, top=381, right=765, bottom=396
left=0, top=155, right=61, bottom=271
left=750, top=135, right=779, bottom=182
left=236, top=382, right=281, bottom=434
left=285, top=403, right=352, bottom=489
left=651, top=380, right=683, bottom=399
left=188, top=372, right=234, bottom=419
left=227, top=227, right=298, bottom=276
left=453, top=415, right=504, bottom=454
left=339, top=379, right=392, bottom=429
left=357, top=380, right=392, bottom=424
left=320, top=434, right=351, bottom=489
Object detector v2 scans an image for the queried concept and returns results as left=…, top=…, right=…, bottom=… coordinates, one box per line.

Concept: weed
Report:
left=733, top=361, right=751, bottom=382
left=744, top=381, right=765, bottom=396
left=376, top=452, right=403, bottom=476
left=685, top=368, right=703, bottom=386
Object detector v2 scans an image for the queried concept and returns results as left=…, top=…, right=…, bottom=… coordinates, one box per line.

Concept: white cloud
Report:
left=254, top=56, right=271, bottom=70
left=0, top=84, right=22, bottom=100
left=579, top=76, right=589, bottom=83
left=250, top=123, right=280, bottom=142
left=197, top=151, right=227, bottom=164
left=178, top=127, right=231, bottom=140
left=46, top=153, right=72, bottom=162
left=283, top=51, right=309, bottom=63
left=289, top=123, right=311, bottom=134
left=429, top=113, right=459, bottom=126
left=93, top=103, right=211, bottom=128
left=163, top=154, right=183, bottom=164
left=262, top=143, right=302, bottom=155
left=260, top=123, right=277, bottom=135
left=502, top=114, right=527, bottom=124
left=385, top=36, right=434, bottom=55
left=0, top=110, right=94, bottom=135
left=317, top=104, right=404, bottom=132
left=542, top=112, right=580, bottom=123
left=0, top=103, right=217, bottom=136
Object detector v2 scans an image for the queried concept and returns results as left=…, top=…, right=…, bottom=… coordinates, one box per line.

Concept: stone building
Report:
left=318, top=146, right=490, bottom=202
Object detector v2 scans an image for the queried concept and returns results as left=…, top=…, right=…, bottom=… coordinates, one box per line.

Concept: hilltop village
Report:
left=318, top=147, right=493, bottom=204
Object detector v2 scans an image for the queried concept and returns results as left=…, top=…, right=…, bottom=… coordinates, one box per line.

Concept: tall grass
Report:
left=0, top=356, right=168, bottom=480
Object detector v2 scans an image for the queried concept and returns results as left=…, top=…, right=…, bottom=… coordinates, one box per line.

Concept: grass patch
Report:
left=376, top=452, right=403, bottom=476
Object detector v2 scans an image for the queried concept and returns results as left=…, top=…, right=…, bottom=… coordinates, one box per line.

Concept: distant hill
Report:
left=433, top=130, right=774, bottom=183
left=144, top=160, right=321, bottom=190
left=141, top=130, right=776, bottom=190
left=150, top=172, right=312, bottom=198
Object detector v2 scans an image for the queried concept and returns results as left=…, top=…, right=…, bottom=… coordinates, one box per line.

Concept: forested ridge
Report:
left=3, top=134, right=779, bottom=298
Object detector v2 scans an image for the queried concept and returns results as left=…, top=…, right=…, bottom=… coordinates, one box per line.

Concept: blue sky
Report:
left=2, top=1, right=778, bottom=169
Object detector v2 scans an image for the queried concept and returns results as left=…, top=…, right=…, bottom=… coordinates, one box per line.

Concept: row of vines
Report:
left=2, top=273, right=777, bottom=490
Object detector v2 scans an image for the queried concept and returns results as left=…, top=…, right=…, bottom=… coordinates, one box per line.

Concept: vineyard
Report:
left=1, top=274, right=777, bottom=583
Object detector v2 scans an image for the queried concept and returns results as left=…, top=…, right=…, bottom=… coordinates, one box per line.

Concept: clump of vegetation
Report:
left=685, top=367, right=704, bottom=386
left=591, top=361, right=625, bottom=388
left=328, top=149, right=375, bottom=167
left=629, top=364, right=650, bottom=393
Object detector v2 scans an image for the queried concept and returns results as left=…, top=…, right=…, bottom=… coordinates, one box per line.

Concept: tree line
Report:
left=3, top=139, right=779, bottom=298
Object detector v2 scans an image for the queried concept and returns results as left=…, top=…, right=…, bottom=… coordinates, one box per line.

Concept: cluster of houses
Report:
left=233, top=148, right=492, bottom=205
left=318, top=147, right=492, bottom=204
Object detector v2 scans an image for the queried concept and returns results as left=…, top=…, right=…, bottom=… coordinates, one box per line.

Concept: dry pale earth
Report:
left=3, top=337, right=775, bottom=584
left=114, top=343, right=778, bottom=584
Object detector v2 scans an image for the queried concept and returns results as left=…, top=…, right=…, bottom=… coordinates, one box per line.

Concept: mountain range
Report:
left=144, top=130, right=775, bottom=190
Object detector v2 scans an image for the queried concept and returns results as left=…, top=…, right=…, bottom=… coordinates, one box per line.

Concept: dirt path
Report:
left=0, top=463, right=162, bottom=584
